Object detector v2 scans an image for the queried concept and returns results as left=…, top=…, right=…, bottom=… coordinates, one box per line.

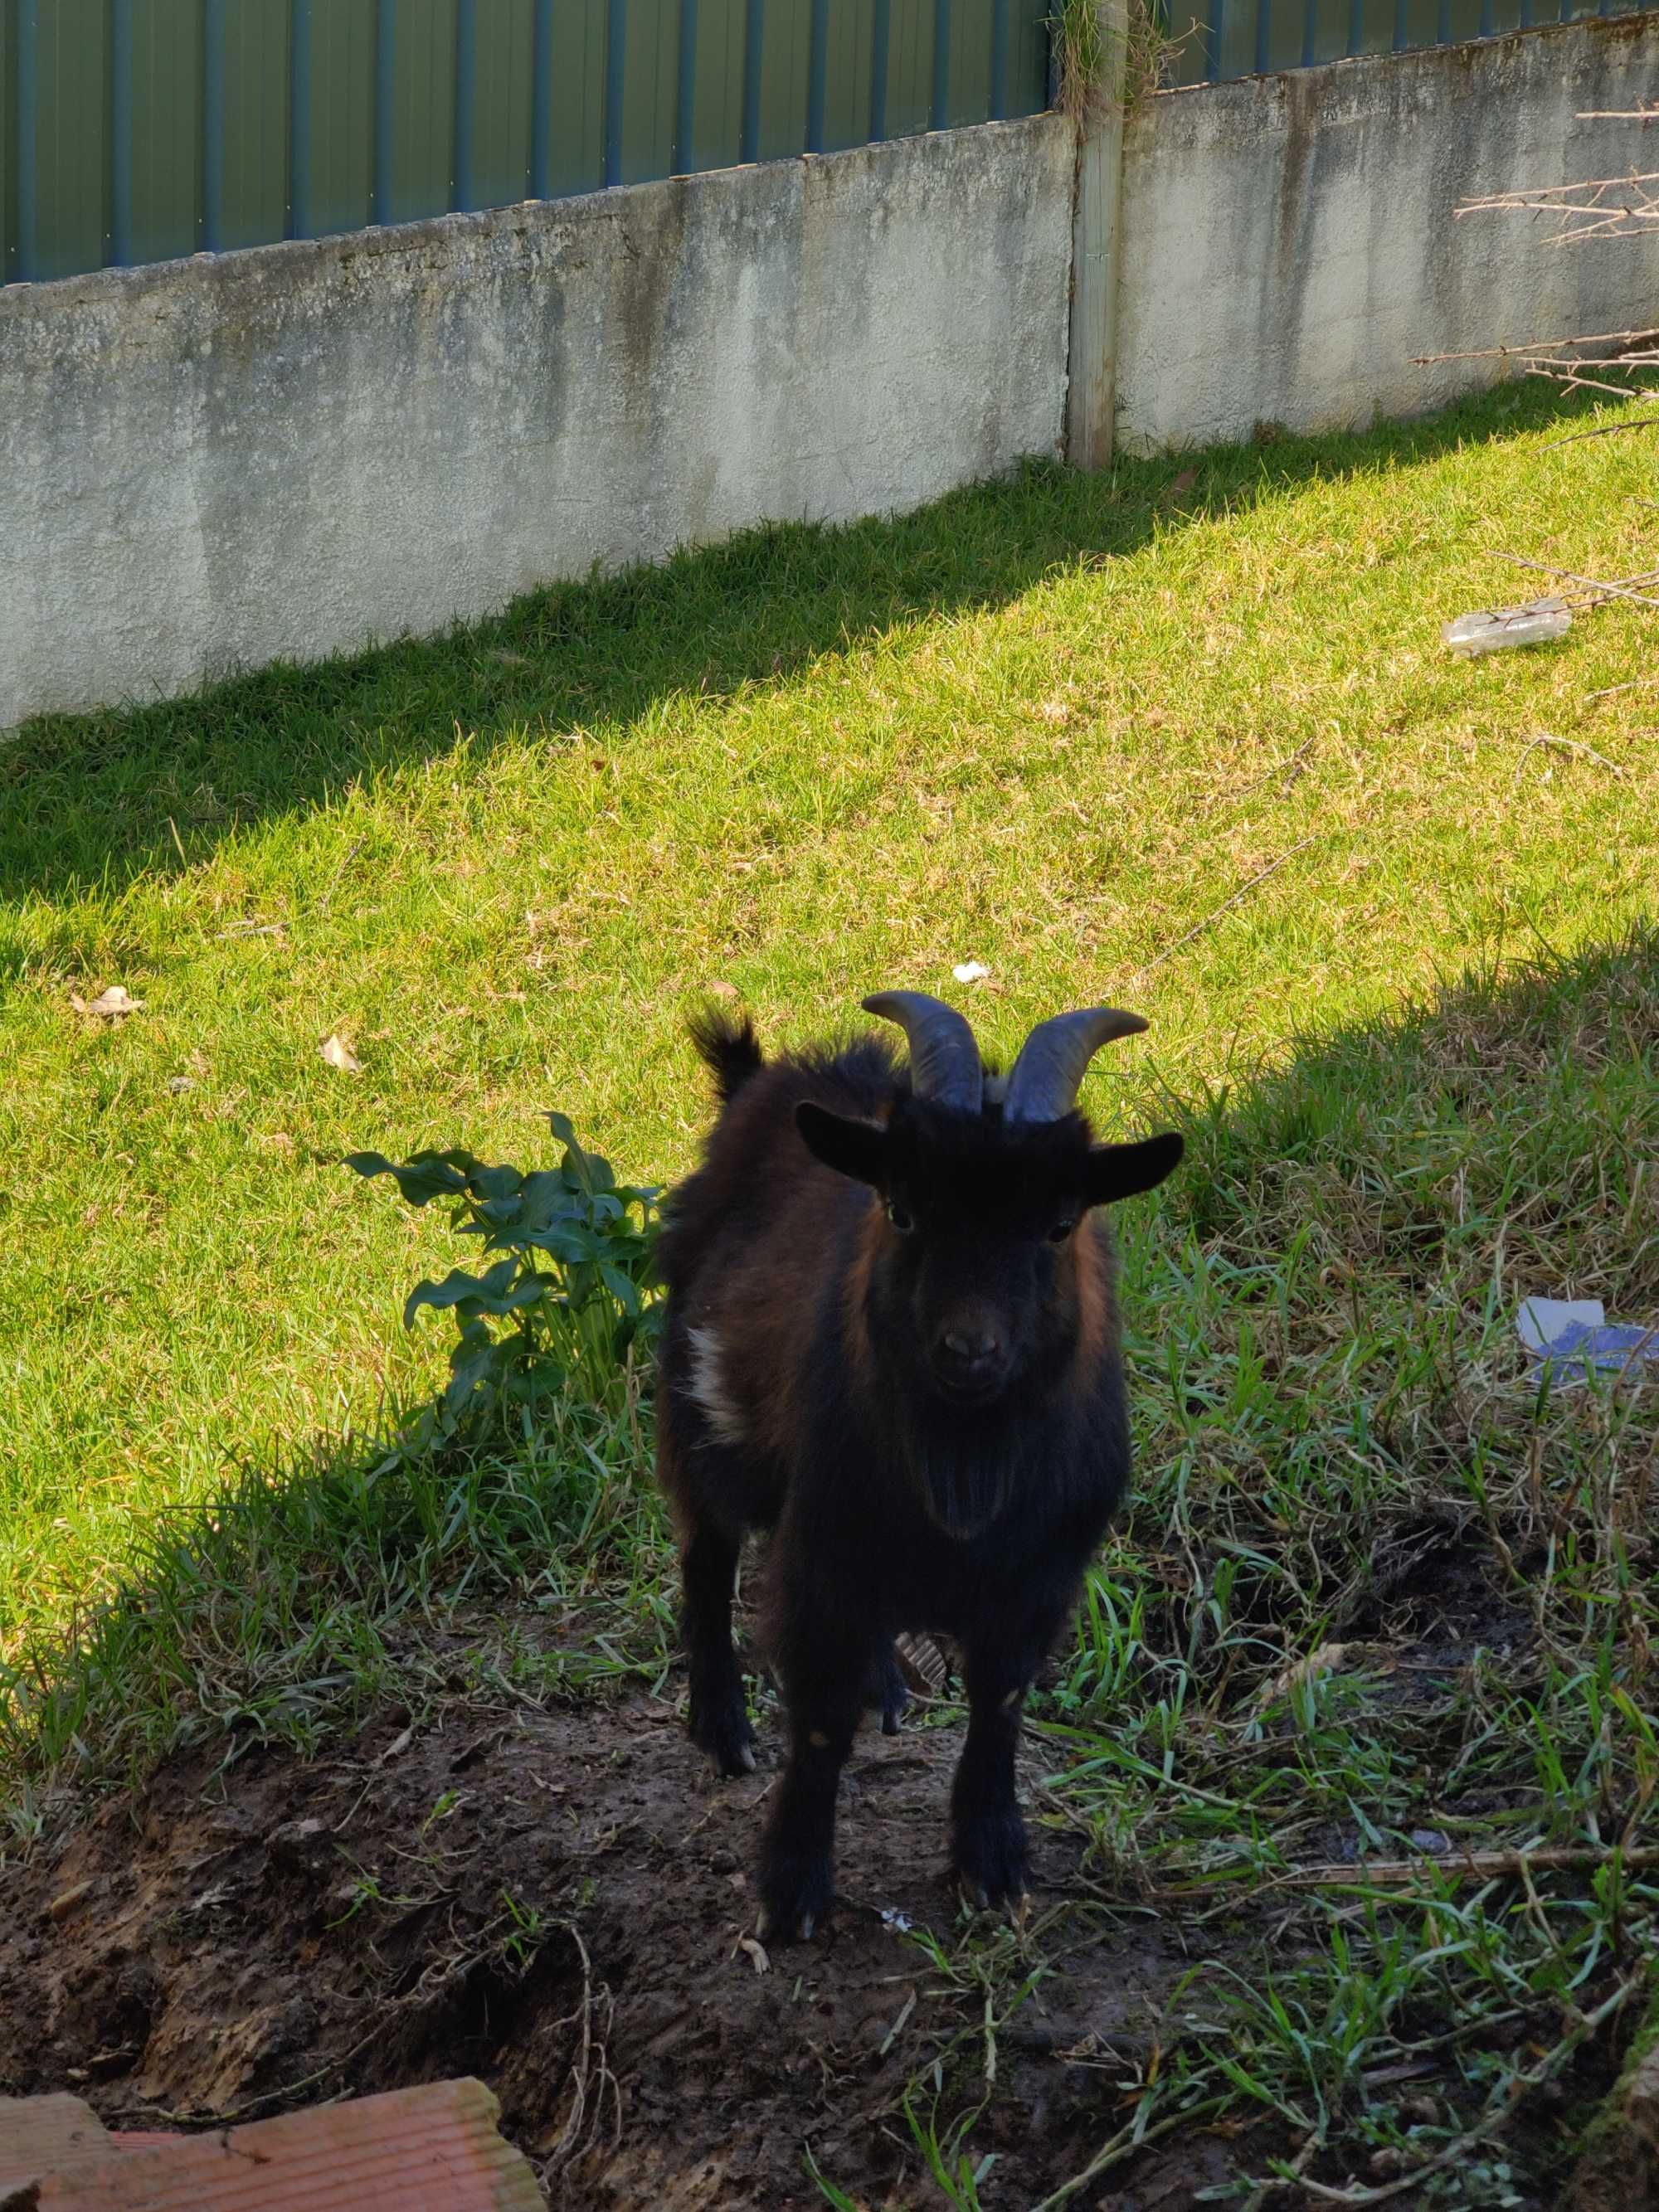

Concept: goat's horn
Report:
left=861, top=992, right=984, bottom=1114
left=1003, top=1008, right=1148, bottom=1124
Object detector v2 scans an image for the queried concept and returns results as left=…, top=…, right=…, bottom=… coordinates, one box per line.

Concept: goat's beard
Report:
left=905, top=1417, right=1025, bottom=1541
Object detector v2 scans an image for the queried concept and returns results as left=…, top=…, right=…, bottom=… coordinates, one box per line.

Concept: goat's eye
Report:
left=1047, top=1219, right=1078, bottom=1244
left=886, top=1201, right=915, bottom=1234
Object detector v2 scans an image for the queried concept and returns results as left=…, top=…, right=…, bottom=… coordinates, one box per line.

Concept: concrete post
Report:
left=1066, top=0, right=1130, bottom=470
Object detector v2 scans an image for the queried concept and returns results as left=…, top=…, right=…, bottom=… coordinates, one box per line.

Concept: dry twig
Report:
left=1457, top=171, right=1659, bottom=244
left=1514, top=732, right=1626, bottom=785
left=1134, top=837, right=1317, bottom=980
left=1296, top=1976, right=1644, bottom=2206
left=1488, top=551, right=1659, bottom=612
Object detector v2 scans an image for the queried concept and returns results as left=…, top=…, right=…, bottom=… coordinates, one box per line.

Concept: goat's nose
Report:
left=941, top=1326, right=1004, bottom=1369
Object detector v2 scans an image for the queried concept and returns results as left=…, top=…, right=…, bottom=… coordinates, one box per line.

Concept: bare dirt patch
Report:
left=0, top=1623, right=1216, bottom=2209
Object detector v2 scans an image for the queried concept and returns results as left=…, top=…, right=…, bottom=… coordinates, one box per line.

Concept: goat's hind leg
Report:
left=865, top=1642, right=909, bottom=1736
left=681, top=1519, right=756, bottom=1777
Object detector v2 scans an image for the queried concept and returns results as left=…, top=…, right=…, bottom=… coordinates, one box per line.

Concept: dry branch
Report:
left=1429, top=114, right=1659, bottom=443
left=1457, top=170, right=1659, bottom=244
left=1488, top=552, right=1659, bottom=612
left=1262, top=1843, right=1659, bottom=1894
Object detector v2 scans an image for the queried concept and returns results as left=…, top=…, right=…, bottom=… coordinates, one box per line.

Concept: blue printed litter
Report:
left=1516, top=1298, right=1659, bottom=1383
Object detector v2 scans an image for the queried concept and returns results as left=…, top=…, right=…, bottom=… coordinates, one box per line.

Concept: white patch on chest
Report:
left=687, top=1325, right=747, bottom=1447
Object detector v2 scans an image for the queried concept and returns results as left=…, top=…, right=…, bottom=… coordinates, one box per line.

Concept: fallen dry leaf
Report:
left=320, top=1033, right=362, bottom=1074
left=1159, top=464, right=1200, bottom=510
left=736, top=1935, right=771, bottom=1976
left=1257, top=1641, right=1350, bottom=1709
left=71, top=984, right=143, bottom=1018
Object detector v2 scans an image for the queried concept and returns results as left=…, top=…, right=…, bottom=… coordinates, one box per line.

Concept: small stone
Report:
left=265, top=1816, right=333, bottom=1872
left=48, top=1879, right=95, bottom=1922
left=1627, top=2039, right=1659, bottom=2151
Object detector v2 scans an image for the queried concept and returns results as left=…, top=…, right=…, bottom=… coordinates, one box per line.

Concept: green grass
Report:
left=3, top=378, right=1656, bottom=1652
left=2, top=378, right=1657, bottom=2196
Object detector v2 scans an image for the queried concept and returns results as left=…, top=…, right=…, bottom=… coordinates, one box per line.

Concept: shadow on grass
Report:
left=3, top=920, right=1652, bottom=1833
left=0, top=377, right=1599, bottom=909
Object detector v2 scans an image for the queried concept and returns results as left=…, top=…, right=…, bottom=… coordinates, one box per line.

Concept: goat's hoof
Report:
left=756, top=1902, right=820, bottom=1944
left=689, top=1697, right=757, bottom=1779
left=757, top=1846, right=833, bottom=1943
left=951, top=1806, right=1030, bottom=1911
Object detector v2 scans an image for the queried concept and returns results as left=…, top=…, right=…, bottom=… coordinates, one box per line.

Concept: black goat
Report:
left=655, top=993, right=1183, bottom=1940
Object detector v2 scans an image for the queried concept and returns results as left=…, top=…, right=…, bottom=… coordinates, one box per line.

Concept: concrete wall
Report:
left=0, top=116, right=1074, bottom=729
left=1115, top=13, right=1659, bottom=454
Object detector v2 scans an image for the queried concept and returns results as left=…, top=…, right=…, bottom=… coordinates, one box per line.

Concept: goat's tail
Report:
left=688, top=1005, right=764, bottom=1106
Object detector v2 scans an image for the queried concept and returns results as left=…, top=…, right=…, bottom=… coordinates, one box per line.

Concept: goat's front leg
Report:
left=757, top=1592, right=869, bottom=1942
left=951, top=1636, right=1045, bottom=1910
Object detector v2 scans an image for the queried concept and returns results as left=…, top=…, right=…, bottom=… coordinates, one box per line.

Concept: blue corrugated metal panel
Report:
left=2, top=0, right=1055, bottom=282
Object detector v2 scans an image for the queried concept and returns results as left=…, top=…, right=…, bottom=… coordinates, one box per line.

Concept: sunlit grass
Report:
left=2, top=381, right=1656, bottom=2200
left=4, top=382, right=1655, bottom=1647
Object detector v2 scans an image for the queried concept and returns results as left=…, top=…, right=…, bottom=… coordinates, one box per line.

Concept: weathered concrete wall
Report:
left=0, top=117, right=1073, bottom=728
left=1115, top=14, right=1659, bottom=454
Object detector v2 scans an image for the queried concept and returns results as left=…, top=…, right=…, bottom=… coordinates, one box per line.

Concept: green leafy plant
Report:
left=348, top=1111, right=661, bottom=1442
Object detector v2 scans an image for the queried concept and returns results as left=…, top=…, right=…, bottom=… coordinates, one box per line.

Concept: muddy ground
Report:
left=0, top=1570, right=1608, bottom=2209
left=0, top=1619, right=1256, bottom=2210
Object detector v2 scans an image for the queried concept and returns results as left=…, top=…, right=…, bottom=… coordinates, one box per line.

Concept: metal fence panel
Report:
left=2, top=5, right=15, bottom=280
left=684, top=0, right=745, bottom=172
left=29, top=0, right=109, bottom=280
left=1172, top=0, right=1659, bottom=80
left=465, top=0, right=537, bottom=211
left=756, top=0, right=811, bottom=163
left=614, top=0, right=677, bottom=185
left=817, top=0, right=876, bottom=149
left=120, top=0, right=202, bottom=265
left=212, top=0, right=293, bottom=250
left=543, top=0, right=607, bottom=198
left=384, top=0, right=458, bottom=223
left=2, top=0, right=1055, bottom=283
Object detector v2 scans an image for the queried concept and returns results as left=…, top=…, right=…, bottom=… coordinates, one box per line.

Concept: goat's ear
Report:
left=795, top=1101, right=890, bottom=1189
left=1083, top=1130, right=1184, bottom=1208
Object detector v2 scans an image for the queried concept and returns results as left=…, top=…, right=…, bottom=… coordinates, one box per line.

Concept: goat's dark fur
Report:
left=655, top=1005, right=1182, bottom=1940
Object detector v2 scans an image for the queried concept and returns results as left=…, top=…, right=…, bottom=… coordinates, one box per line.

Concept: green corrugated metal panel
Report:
left=213, top=0, right=290, bottom=250
left=299, top=0, right=374, bottom=238
left=1007, top=1, right=1050, bottom=113
left=466, top=0, right=535, bottom=210
left=818, top=0, right=875, bottom=150
left=755, top=0, right=810, bottom=160
left=124, top=0, right=202, bottom=264
left=615, top=0, right=676, bottom=186
left=949, top=0, right=995, bottom=124
left=544, top=0, right=606, bottom=197
left=30, top=0, right=109, bottom=280
left=883, top=0, right=937, bottom=137
left=1, top=5, right=14, bottom=281
left=686, top=0, right=746, bottom=172
left=3, top=0, right=1058, bottom=282
left=388, top=0, right=457, bottom=223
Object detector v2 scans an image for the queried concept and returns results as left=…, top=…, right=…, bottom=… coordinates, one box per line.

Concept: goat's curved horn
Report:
left=1003, top=1008, right=1148, bottom=1124
left=861, top=992, right=984, bottom=1113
